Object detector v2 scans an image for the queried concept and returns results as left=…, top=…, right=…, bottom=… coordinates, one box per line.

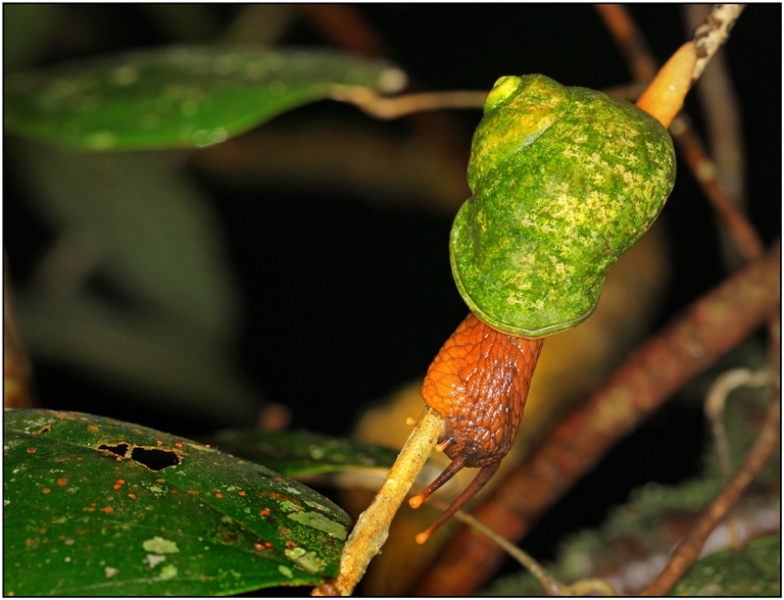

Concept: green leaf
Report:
left=4, top=409, right=352, bottom=596
left=671, top=536, right=781, bottom=596
left=5, top=45, right=406, bottom=150
left=205, top=429, right=399, bottom=477
left=17, top=292, right=259, bottom=426
left=16, top=142, right=241, bottom=345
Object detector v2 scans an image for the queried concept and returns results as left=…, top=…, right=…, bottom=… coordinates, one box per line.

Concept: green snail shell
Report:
left=450, top=74, right=676, bottom=337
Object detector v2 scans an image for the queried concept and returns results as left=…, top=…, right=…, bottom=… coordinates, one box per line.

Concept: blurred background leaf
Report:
left=14, top=292, right=259, bottom=426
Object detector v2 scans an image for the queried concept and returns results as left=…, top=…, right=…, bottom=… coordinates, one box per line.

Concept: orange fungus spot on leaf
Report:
left=127, top=493, right=138, bottom=500
left=238, top=491, right=246, bottom=496
left=187, top=490, right=199, bottom=495
left=100, top=506, right=113, bottom=514
left=42, top=488, right=51, bottom=494
left=87, top=424, right=99, bottom=433
left=57, top=478, right=68, bottom=487
left=27, top=447, right=37, bottom=453
left=215, top=493, right=223, bottom=498
left=175, top=442, right=183, bottom=448
left=254, top=543, right=264, bottom=551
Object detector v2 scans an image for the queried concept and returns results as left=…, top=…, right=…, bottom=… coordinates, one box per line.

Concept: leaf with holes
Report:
left=205, top=429, right=399, bottom=477
left=4, top=45, right=406, bottom=150
left=3, top=409, right=352, bottom=596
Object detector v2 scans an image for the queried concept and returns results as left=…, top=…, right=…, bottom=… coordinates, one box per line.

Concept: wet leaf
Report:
left=5, top=45, right=405, bottom=150
left=671, top=536, right=780, bottom=596
left=205, top=429, right=399, bottom=477
left=4, top=409, right=352, bottom=596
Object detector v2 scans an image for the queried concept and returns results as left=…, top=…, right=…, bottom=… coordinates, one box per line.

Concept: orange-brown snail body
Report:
left=411, top=313, right=543, bottom=543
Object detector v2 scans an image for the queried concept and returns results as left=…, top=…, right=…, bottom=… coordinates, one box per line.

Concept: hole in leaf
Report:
left=98, top=443, right=129, bottom=458
left=130, top=447, right=180, bottom=471
left=32, top=424, right=52, bottom=435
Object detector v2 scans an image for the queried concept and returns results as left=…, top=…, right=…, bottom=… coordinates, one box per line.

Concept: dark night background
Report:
left=4, top=3, right=781, bottom=579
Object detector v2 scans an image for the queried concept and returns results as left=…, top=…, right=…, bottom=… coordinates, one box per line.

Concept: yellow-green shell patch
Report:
left=451, top=74, right=676, bottom=337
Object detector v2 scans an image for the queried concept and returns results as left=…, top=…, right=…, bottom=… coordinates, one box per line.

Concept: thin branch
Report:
left=430, top=499, right=616, bottom=597
left=295, top=4, right=387, bottom=57
left=691, top=4, right=747, bottom=82
left=329, top=87, right=488, bottom=119
left=704, top=367, right=775, bottom=547
left=415, top=242, right=780, bottom=596
left=597, top=3, right=759, bottom=266
left=684, top=4, right=747, bottom=211
left=639, top=392, right=780, bottom=596
left=669, top=115, right=764, bottom=261
left=311, top=407, right=443, bottom=597
left=594, top=4, right=658, bottom=82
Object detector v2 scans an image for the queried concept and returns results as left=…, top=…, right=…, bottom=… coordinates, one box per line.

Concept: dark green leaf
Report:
left=205, top=429, right=399, bottom=477
left=671, top=536, right=781, bottom=596
left=4, top=410, right=352, bottom=596
left=5, top=45, right=405, bottom=150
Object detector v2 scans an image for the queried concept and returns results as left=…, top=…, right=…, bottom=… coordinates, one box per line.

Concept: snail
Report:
left=411, top=74, right=676, bottom=543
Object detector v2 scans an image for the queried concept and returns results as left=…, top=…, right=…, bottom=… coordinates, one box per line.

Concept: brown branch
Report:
left=329, top=88, right=488, bottom=119
left=597, top=3, right=759, bottom=267
left=415, top=241, right=780, bottom=596
left=669, top=115, right=763, bottom=261
left=295, top=4, right=387, bottom=58
left=639, top=392, right=780, bottom=596
left=684, top=5, right=747, bottom=210
left=594, top=4, right=658, bottom=83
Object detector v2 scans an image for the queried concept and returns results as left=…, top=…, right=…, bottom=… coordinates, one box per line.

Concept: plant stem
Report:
left=311, top=407, right=443, bottom=596
left=640, top=392, right=780, bottom=596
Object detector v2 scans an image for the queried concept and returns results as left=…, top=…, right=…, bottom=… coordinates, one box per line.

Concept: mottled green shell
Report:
left=451, top=74, right=675, bottom=337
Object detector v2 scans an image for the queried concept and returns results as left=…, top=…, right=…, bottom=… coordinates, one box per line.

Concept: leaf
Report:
left=4, top=409, right=352, bottom=596
left=5, top=45, right=406, bottom=150
left=670, top=536, right=781, bottom=596
left=205, top=429, right=399, bottom=477
left=17, top=142, right=241, bottom=345
left=17, top=292, right=259, bottom=426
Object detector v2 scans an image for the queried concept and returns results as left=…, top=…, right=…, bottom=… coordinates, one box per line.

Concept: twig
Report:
left=311, top=407, right=443, bottom=596
left=704, top=367, right=775, bottom=547
left=415, top=242, right=780, bottom=596
left=598, top=3, right=759, bottom=265
left=329, top=87, right=488, bottom=119
left=691, top=4, right=747, bottom=82
left=684, top=4, right=747, bottom=212
left=669, top=115, right=763, bottom=261
left=295, top=4, right=387, bottom=58
left=430, top=498, right=616, bottom=597
left=639, top=392, right=780, bottom=596
left=594, top=4, right=657, bottom=83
